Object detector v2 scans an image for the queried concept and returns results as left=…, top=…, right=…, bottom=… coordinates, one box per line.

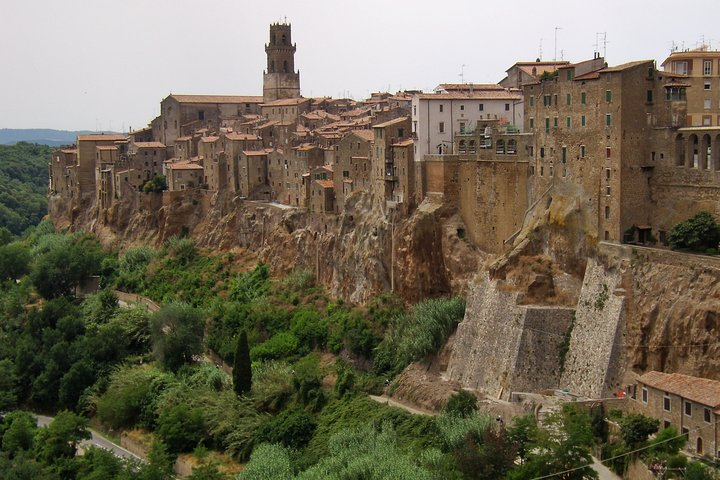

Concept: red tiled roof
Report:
left=393, top=139, right=414, bottom=147
left=175, top=136, right=192, bottom=142
left=60, top=149, right=77, bottom=154
left=242, top=151, right=268, bottom=156
left=373, top=117, right=409, bottom=129
left=224, top=132, right=259, bottom=141
left=168, top=94, right=263, bottom=104
left=96, top=145, right=118, bottom=151
left=350, top=130, right=374, bottom=142
left=77, top=134, right=126, bottom=141
left=168, top=161, right=203, bottom=170
left=639, top=371, right=720, bottom=408
left=436, top=83, right=505, bottom=92
left=315, top=179, right=334, bottom=189
left=261, top=97, right=311, bottom=107
left=200, top=136, right=220, bottom=143
left=135, top=142, right=166, bottom=148
left=416, top=90, right=522, bottom=100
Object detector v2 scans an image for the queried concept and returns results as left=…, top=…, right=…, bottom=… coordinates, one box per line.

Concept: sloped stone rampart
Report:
left=560, top=258, right=626, bottom=398
left=446, top=275, right=574, bottom=399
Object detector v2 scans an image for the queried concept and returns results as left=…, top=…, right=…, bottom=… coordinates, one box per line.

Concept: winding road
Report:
left=34, top=414, right=144, bottom=463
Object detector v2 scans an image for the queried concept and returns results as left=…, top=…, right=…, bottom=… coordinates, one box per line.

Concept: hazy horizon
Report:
left=3, top=0, right=719, bottom=131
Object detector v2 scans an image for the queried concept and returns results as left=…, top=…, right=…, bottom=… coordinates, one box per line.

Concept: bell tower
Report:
left=263, top=22, right=301, bottom=103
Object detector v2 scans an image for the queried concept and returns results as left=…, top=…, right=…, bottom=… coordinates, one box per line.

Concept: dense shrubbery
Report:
left=668, top=211, right=720, bottom=253
left=0, top=142, right=51, bottom=235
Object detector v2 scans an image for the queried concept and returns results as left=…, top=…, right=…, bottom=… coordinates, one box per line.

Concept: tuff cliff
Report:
left=49, top=190, right=483, bottom=304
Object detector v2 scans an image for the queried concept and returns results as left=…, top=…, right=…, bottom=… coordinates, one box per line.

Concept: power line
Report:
left=530, top=419, right=720, bottom=479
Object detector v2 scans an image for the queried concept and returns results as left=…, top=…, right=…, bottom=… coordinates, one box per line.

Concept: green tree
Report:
left=156, top=403, right=205, bottom=454
left=140, top=438, right=174, bottom=480
left=143, top=175, right=167, bottom=193
left=188, top=464, right=228, bottom=480
left=668, top=211, right=720, bottom=252
left=233, top=331, right=252, bottom=396
left=1, top=411, right=37, bottom=456
left=0, top=242, right=31, bottom=281
left=507, top=414, right=539, bottom=464
left=150, top=302, right=205, bottom=372
left=236, top=443, right=293, bottom=480
left=30, top=234, right=103, bottom=299
left=619, top=413, right=659, bottom=448
left=442, top=390, right=478, bottom=418
left=35, top=411, right=91, bottom=463
left=685, top=460, right=715, bottom=480
left=0, top=358, right=19, bottom=410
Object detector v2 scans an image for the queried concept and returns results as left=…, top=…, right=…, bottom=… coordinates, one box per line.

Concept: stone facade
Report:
left=263, top=23, right=301, bottom=103
left=661, top=48, right=720, bottom=127
left=334, top=130, right=373, bottom=212
left=371, top=116, right=411, bottom=203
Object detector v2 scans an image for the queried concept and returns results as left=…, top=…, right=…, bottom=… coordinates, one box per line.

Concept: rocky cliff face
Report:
left=49, top=190, right=483, bottom=304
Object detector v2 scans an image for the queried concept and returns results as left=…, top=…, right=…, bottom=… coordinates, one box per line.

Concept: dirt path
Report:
left=368, top=394, right=438, bottom=416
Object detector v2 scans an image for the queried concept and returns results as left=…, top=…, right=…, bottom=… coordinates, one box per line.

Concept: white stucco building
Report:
left=411, top=86, right=523, bottom=158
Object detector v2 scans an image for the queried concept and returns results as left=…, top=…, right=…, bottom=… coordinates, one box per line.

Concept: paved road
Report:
left=35, top=415, right=144, bottom=463
left=591, top=456, right=622, bottom=480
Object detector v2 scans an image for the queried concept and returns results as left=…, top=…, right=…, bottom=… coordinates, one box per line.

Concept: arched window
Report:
left=689, top=134, right=699, bottom=168
left=697, top=437, right=703, bottom=455
left=281, top=34, right=287, bottom=45
left=507, top=139, right=517, bottom=154
left=702, top=134, right=711, bottom=170
left=283, top=60, right=288, bottom=72
left=469, top=140, right=476, bottom=154
left=459, top=140, right=467, bottom=154
left=714, top=134, right=720, bottom=171
left=496, top=139, right=505, bottom=154
left=675, top=134, right=685, bottom=166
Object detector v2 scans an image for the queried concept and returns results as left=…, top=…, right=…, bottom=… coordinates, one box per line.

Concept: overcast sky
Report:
left=3, top=0, right=719, bottom=131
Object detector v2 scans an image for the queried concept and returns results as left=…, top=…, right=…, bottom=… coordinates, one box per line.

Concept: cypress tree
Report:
left=233, top=330, right=252, bottom=396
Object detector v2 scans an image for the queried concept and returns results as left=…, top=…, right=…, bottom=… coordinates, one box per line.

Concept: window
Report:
left=566, top=116, right=571, bottom=128
left=561, top=145, right=567, bottom=163
left=529, top=96, right=534, bottom=107
left=554, top=94, right=558, bottom=106
left=664, top=394, right=671, bottom=412
left=606, top=90, right=612, bottom=102
left=198, top=110, right=205, bottom=121
left=704, top=60, right=713, bottom=76
left=705, top=99, right=712, bottom=110
left=685, top=401, right=692, bottom=417
left=459, top=122, right=466, bottom=134
left=479, top=103, right=484, bottom=111
left=413, top=105, right=417, bottom=115
left=439, top=122, right=445, bottom=133
left=566, top=69, right=573, bottom=81
left=439, top=104, right=444, bottom=113
left=566, top=93, right=571, bottom=105
left=460, top=104, right=465, bottom=111
left=581, top=92, right=586, bottom=105
left=581, top=115, right=586, bottom=127
left=544, top=94, right=551, bottom=106
left=705, top=408, right=711, bottom=423
left=704, top=81, right=711, bottom=91
left=606, top=147, right=611, bottom=158
left=647, top=90, right=653, bottom=103
left=605, top=206, right=610, bottom=219
left=580, top=145, right=586, bottom=158
left=545, top=117, right=550, bottom=133
left=606, top=168, right=611, bottom=180
left=642, top=387, right=648, bottom=403
left=606, top=113, right=612, bottom=126
left=604, top=231, right=610, bottom=240
left=553, top=117, right=558, bottom=128
left=681, top=427, right=689, bottom=438
left=529, top=117, right=534, bottom=128
left=540, top=147, right=545, bottom=158
left=505, top=103, right=510, bottom=111
left=606, top=186, right=611, bottom=196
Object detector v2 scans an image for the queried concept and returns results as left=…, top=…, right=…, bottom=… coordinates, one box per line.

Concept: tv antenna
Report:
left=594, top=32, right=608, bottom=58
left=538, top=38, right=543, bottom=60
left=459, top=64, right=467, bottom=84
left=554, top=26, right=562, bottom=63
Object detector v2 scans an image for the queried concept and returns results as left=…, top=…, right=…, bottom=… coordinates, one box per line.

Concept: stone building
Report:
left=632, top=371, right=720, bottom=458
left=76, top=134, right=126, bottom=204
left=390, top=138, right=416, bottom=214
left=371, top=117, right=411, bottom=203
left=224, top=132, right=262, bottom=194
left=263, top=23, right=301, bottom=103
left=49, top=148, right=77, bottom=198
left=661, top=47, right=720, bottom=127
left=157, top=94, right=263, bottom=146
left=260, top=97, right=311, bottom=124
left=166, top=161, right=204, bottom=191
left=334, top=130, right=374, bottom=212
left=522, top=58, right=691, bottom=243
left=412, top=88, right=523, bottom=159
left=499, top=60, right=571, bottom=89
left=238, top=151, right=269, bottom=199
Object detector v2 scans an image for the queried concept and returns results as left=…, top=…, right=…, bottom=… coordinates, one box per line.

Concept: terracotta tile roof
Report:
left=393, top=139, right=414, bottom=147
left=602, top=60, right=653, bottom=72
left=175, top=136, right=192, bottom=142
left=169, top=94, right=263, bottom=104
left=436, top=83, right=505, bottom=92
left=224, top=132, right=260, bottom=141
left=573, top=71, right=601, bottom=81
left=242, top=150, right=268, bottom=156
left=60, top=148, right=77, bottom=154
left=168, top=161, right=203, bottom=170
left=257, top=120, right=279, bottom=129
left=416, top=90, right=522, bottom=101
left=96, top=145, right=118, bottom=151
left=294, top=143, right=319, bottom=151
left=261, top=97, right=311, bottom=107
left=373, top=117, right=409, bottom=129
left=314, top=179, right=334, bottom=189
left=200, top=136, right=220, bottom=143
left=350, top=130, right=374, bottom=142
left=639, top=371, right=720, bottom=408
left=134, top=142, right=166, bottom=148
left=77, top=134, right=126, bottom=142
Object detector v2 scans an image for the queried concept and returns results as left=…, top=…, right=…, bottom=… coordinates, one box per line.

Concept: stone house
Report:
left=334, top=130, right=374, bottom=212
left=499, top=60, right=571, bottom=89
left=76, top=134, right=126, bottom=204
left=632, top=371, right=720, bottom=458
left=224, top=132, right=262, bottom=194
left=165, top=161, right=204, bottom=191
left=49, top=148, right=77, bottom=198
left=371, top=116, right=411, bottom=203
left=661, top=47, right=720, bottom=127
left=260, top=97, right=311, bottom=124
left=308, top=178, right=335, bottom=214
left=238, top=151, right=269, bottom=199
left=390, top=138, right=415, bottom=214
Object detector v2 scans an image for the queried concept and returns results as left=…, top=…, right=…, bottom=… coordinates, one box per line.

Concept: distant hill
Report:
left=0, top=129, right=121, bottom=147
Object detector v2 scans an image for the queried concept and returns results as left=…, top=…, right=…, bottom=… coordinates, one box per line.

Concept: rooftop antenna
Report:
left=595, top=32, right=608, bottom=58
left=459, top=64, right=467, bottom=84
left=560, top=49, right=565, bottom=61
left=538, top=38, right=543, bottom=61
left=554, top=26, right=562, bottom=65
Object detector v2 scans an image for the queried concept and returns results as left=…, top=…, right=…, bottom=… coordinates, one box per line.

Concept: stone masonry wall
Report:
left=560, top=258, right=626, bottom=398
left=446, top=275, right=574, bottom=400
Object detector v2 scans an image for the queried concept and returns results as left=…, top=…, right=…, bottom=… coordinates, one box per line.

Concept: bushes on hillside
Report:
left=668, top=211, right=720, bottom=253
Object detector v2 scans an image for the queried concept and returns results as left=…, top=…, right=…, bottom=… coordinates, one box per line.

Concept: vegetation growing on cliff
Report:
left=0, top=142, right=51, bottom=235
left=668, top=211, right=720, bottom=254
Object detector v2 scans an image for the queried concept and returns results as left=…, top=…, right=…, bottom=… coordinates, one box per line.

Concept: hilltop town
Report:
left=47, top=23, right=720, bottom=462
